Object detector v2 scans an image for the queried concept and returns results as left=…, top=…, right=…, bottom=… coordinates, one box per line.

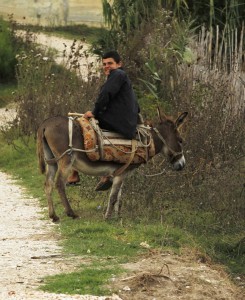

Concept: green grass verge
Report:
left=59, top=218, right=189, bottom=260
left=0, top=82, right=17, bottom=108
left=0, top=135, right=45, bottom=200
left=0, top=133, right=244, bottom=295
left=40, top=266, right=121, bottom=295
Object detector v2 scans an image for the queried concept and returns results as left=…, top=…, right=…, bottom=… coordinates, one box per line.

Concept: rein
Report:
left=136, top=127, right=183, bottom=178
left=142, top=168, right=167, bottom=177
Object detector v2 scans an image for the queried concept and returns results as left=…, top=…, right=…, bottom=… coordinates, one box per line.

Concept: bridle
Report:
left=152, top=127, right=183, bottom=161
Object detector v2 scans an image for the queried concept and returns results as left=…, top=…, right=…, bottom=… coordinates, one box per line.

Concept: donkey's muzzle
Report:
left=172, top=155, right=186, bottom=171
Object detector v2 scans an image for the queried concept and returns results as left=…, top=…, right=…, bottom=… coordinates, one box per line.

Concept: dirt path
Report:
left=31, top=32, right=98, bottom=79
left=0, top=171, right=121, bottom=300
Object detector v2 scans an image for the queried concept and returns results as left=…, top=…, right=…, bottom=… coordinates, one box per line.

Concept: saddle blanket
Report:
left=77, top=117, right=155, bottom=164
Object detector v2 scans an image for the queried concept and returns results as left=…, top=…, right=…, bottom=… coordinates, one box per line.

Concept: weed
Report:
left=0, top=83, right=17, bottom=108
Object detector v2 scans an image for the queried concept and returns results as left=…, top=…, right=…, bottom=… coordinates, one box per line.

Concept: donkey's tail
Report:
left=36, top=127, right=46, bottom=174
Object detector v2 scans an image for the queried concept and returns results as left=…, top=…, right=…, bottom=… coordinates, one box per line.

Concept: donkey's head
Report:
left=155, top=110, right=188, bottom=171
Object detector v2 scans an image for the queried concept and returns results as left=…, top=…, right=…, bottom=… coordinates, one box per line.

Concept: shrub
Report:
left=0, top=18, right=17, bottom=81
left=14, top=39, right=102, bottom=135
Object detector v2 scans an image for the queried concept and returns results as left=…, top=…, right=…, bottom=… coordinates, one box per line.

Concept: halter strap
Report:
left=153, top=127, right=183, bottom=158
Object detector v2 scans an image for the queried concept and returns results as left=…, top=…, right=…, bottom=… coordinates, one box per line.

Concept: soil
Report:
left=31, top=31, right=98, bottom=80
left=111, top=251, right=245, bottom=300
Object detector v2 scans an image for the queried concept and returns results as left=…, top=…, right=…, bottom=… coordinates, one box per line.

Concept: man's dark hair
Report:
left=102, top=50, right=121, bottom=63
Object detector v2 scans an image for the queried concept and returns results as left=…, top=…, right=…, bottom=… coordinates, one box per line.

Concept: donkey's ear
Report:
left=175, top=112, right=188, bottom=128
left=157, top=106, right=167, bottom=123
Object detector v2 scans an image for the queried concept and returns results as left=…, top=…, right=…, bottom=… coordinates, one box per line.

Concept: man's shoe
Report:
left=95, top=177, right=113, bottom=191
left=67, top=171, right=80, bottom=185
left=66, top=182, right=81, bottom=186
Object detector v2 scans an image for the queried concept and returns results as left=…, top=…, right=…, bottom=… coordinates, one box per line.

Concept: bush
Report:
left=0, top=18, right=17, bottom=81
left=14, top=38, right=102, bottom=135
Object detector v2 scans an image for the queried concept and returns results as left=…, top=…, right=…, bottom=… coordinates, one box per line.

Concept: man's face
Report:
left=102, top=57, right=122, bottom=76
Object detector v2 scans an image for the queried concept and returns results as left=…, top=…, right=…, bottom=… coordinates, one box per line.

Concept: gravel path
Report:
left=0, top=171, right=121, bottom=300
left=30, top=31, right=98, bottom=79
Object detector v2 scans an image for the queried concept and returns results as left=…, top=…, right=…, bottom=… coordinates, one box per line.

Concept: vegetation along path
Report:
left=0, top=170, right=244, bottom=299
left=0, top=33, right=244, bottom=299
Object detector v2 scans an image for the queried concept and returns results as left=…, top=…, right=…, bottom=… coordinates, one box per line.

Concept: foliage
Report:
left=0, top=18, right=17, bottom=82
left=97, top=0, right=245, bottom=58
left=183, top=0, right=245, bottom=30
left=0, top=83, right=17, bottom=108
left=13, top=38, right=102, bottom=136
left=102, top=0, right=162, bottom=33
left=161, top=0, right=245, bottom=30
left=0, top=15, right=33, bottom=83
left=108, top=10, right=197, bottom=118
left=98, top=0, right=168, bottom=53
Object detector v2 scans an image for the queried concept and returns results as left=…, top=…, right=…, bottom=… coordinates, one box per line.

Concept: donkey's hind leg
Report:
left=114, top=182, right=124, bottom=217
left=45, top=164, right=59, bottom=222
left=55, top=161, right=79, bottom=219
left=104, top=175, right=124, bottom=220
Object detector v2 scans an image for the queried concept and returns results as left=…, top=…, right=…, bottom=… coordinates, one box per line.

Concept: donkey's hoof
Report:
left=67, top=212, right=80, bottom=219
left=103, top=213, right=111, bottom=220
left=72, top=214, right=80, bottom=220
left=51, top=215, right=60, bottom=223
left=95, top=178, right=113, bottom=191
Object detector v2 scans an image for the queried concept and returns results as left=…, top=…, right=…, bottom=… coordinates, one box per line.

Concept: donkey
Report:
left=37, top=111, right=188, bottom=222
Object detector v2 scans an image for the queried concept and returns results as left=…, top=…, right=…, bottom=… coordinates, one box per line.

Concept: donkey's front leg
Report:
left=114, top=182, right=124, bottom=217
left=104, top=176, right=124, bottom=219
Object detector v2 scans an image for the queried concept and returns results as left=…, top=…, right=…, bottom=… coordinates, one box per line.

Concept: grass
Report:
left=0, top=131, right=244, bottom=294
left=0, top=82, right=17, bottom=108
left=58, top=218, right=191, bottom=260
left=202, top=234, right=245, bottom=275
left=40, top=266, right=121, bottom=295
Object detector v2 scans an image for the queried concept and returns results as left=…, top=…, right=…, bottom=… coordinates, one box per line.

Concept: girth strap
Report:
left=113, top=139, right=137, bottom=177
left=68, top=116, right=73, bottom=147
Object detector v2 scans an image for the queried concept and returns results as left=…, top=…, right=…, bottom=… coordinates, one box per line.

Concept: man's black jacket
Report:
left=92, top=68, right=140, bottom=139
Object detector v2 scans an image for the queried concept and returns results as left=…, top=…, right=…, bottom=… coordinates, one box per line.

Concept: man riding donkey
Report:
left=67, top=50, right=140, bottom=191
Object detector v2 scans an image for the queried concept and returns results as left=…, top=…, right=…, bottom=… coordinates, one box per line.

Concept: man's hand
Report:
left=84, top=111, right=94, bottom=119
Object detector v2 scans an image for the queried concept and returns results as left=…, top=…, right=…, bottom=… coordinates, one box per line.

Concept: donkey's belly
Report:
left=72, top=156, right=119, bottom=177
